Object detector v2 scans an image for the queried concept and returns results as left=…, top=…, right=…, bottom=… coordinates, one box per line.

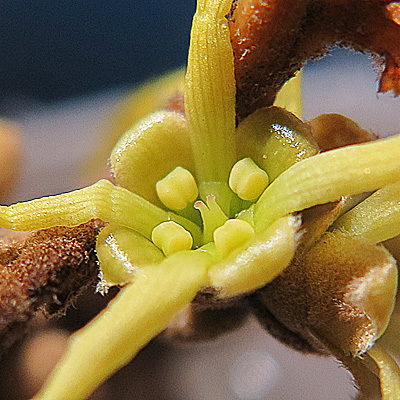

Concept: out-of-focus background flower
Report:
left=0, top=1, right=399, bottom=399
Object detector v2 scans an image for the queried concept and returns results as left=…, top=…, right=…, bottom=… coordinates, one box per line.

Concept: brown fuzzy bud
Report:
left=306, top=232, right=397, bottom=355
left=308, top=114, right=376, bottom=152
left=0, top=220, right=104, bottom=353
left=253, top=231, right=397, bottom=356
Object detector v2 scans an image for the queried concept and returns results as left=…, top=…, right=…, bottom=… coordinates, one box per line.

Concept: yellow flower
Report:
left=1, top=0, right=400, bottom=399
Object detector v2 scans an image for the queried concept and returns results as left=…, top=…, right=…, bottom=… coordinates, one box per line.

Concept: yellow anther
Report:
left=229, top=158, right=269, bottom=201
left=151, top=221, right=193, bottom=256
left=213, top=219, right=255, bottom=258
left=156, top=166, right=198, bottom=210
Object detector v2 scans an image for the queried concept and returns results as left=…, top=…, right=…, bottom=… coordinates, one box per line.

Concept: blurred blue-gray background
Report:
left=0, top=0, right=195, bottom=100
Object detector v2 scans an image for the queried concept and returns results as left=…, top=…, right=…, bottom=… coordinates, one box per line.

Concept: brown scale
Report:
left=0, top=220, right=104, bottom=352
left=230, top=0, right=400, bottom=120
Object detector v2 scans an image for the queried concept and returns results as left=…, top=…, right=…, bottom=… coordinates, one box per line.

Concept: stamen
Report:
left=151, top=221, right=193, bottom=256
left=194, top=195, right=228, bottom=243
left=235, top=107, right=318, bottom=182
left=229, top=158, right=269, bottom=201
left=213, top=219, right=255, bottom=258
left=156, top=166, right=198, bottom=210
left=208, top=215, right=300, bottom=298
left=110, top=110, right=194, bottom=208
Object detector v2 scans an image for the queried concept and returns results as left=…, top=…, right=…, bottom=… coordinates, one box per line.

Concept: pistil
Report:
left=194, top=195, right=228, bottom=243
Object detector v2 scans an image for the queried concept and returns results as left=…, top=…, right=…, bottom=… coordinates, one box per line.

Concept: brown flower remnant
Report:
left=230, top=0, right=400, bottom=120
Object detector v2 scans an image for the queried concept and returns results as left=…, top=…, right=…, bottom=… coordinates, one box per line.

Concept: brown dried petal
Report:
left=379, top=55, right=400, bottom=96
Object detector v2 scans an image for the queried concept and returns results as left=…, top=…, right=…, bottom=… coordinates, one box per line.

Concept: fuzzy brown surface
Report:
left=306, top=233, right=395, bottom=355
left=230, top=0, right=400, bottom=120
left=0, top=220, right=104, bottom=353
left=252, top=227, right=395, bottom=357
left=248, top=201, right=346, bottom=355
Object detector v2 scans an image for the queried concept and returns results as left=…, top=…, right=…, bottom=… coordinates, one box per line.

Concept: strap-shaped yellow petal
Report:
left=332, top=181, right=400, bottom=243
left=33, top=250, right=215, bottom=400
left=255, top=134, right=400, bottom=233
left=209, top=215, right=300, bottom=298
left=96, top=224, right=164, bottom=288
left=0, top=179, right=202, bottom=244
left=368, top=345, right=400, bottom=400
left=185, top=0, right=236, bottom=186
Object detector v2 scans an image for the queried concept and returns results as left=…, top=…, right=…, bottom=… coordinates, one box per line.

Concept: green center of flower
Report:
left=152, top=157, right=267, bottom=256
